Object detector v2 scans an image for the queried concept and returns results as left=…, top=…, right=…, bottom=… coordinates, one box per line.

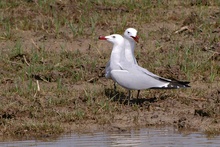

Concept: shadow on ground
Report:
left=104, top=88, right=169, bottom=106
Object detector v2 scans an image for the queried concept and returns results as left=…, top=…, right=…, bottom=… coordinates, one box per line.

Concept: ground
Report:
left=0, top=0, right=220, bottom=140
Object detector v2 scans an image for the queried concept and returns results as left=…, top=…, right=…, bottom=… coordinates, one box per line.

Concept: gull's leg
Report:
left=114, top=82, right=117, bottom=94
left=137, top=90, right=140, bottom=99
left=128, top=90, right=131, bottom=105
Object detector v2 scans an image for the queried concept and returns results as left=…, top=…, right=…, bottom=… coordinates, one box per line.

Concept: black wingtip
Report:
left=150, top=79, right=190, bottom=89
left=167, top=79, right=190, bottom=89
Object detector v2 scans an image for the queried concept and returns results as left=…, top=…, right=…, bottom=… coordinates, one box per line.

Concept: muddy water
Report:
left=0, top=127, right=220, bottom=147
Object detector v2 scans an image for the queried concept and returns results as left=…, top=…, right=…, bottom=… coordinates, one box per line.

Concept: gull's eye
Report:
left=112, top=36, right=116, bottom=38
left=127, top=31, right=130, bottom=34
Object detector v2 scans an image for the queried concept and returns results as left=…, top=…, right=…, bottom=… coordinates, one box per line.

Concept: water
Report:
left=0, top=127, right=220, bottom=147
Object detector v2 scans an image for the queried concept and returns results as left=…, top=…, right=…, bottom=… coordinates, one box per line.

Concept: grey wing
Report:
left=110, top=69, right=169, bottom=90
left=117, top=61, right=190, bottom=90
left=119, top=61, right=170, bottom=81
left=111, top=63, right=169, bottom=90
left=137, top=66, right=172, bottom=82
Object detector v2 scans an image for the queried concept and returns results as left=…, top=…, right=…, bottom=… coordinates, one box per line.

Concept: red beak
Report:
left=99, top=36, right=107, bottom=40
left=131, top=36, right=139, bottom=43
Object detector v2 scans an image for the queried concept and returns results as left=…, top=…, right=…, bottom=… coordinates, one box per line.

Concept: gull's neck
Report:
left=124, top=37, right=137, bottom=64
left=110, top=41, right=125, bottom=70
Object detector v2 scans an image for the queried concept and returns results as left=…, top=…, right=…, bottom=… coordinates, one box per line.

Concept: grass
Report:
left=0, top=0, right=220, bottom=139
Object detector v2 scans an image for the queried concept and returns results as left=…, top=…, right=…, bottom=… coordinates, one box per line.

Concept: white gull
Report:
left=99, top=34, right=190, bottom=103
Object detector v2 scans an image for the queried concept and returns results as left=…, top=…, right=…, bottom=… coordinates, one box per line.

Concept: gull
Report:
left=105, top=28, right=139, bottom=94
left=99, top=34, right=190, bottom=104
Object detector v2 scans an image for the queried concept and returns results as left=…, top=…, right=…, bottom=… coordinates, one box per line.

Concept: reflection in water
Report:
left=0, top=127, right=220, bottom=147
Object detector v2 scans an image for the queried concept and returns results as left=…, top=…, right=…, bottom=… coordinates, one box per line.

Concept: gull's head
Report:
left=124, top=28, right=139, bottom=43
left=99, top=34, right=124, bottom=45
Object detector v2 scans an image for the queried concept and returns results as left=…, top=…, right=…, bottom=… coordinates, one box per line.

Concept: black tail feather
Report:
left=151, top=78, right=190, bottom=89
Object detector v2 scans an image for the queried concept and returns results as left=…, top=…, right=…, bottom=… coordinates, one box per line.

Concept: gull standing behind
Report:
left=99, top=34, right=190, bottom=104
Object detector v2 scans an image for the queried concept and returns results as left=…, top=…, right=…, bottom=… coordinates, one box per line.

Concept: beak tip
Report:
left=132, top=36, right=139, bottom=43
left=98, top=36, right=107, bottom=40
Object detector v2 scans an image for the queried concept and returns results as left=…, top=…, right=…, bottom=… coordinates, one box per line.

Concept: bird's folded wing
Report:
left=119, top=61, right=171, bottom=82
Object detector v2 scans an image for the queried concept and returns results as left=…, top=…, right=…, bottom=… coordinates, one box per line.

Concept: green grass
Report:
left=0, top=0, right=220, bottom=138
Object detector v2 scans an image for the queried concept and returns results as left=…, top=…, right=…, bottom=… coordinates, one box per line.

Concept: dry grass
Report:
left=0, top=0, right=220, bottom=139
